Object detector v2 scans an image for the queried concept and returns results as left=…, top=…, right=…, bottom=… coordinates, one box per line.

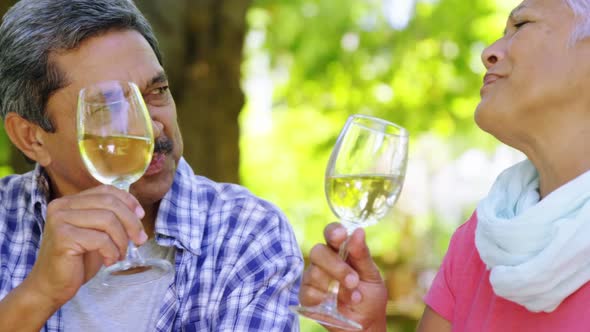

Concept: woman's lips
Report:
left=480, top=73, right=503, bottom=95
left=483, top=73, right=502, bottom=86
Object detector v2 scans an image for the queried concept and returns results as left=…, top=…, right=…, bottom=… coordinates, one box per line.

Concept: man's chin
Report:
left=131, top=159, right=176, bottom=202
left=144, top=153, right=167, bottom=176
left=131, top=180, right=172, bottom=205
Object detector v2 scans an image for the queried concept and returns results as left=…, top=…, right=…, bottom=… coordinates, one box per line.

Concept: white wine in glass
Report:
left=79, top=134, right=153, bottom=185
left=292, top=114, right=409, bottom=330
left=77, top=80, right=173, bottom=286
left=326, top=174, right=404, bottom=228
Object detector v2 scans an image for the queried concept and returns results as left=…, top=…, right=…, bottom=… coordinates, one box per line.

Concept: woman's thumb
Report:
left=346, top=228, right=383, bottom=282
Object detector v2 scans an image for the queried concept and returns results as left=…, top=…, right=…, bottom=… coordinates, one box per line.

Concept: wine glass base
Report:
left=100, top=258, right=173, bottom=287
left=290, top=305, right=363, bottom=331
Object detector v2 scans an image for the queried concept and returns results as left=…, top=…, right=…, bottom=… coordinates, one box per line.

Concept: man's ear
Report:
left=4, top=113, right=52, bottom=166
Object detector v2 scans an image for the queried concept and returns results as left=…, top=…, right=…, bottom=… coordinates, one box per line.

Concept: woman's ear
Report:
left=4, top=113, right=52, bottom=166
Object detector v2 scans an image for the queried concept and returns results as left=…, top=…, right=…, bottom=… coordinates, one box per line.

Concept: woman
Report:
left=298, top=0, right=590, bottom=330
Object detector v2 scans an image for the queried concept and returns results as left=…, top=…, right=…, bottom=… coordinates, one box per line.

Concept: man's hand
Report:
left=299, top=223, right=388, bottom=332
left=26, top=185, right=148, bottom=307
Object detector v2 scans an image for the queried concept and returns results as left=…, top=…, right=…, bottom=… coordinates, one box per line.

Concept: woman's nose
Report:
left=481, top=39, right=505, bottom=69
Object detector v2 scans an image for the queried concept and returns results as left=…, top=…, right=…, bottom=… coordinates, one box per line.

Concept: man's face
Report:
left=474, top=0, right=590, bottom=147
left=41, top=29, right=183, bottom=205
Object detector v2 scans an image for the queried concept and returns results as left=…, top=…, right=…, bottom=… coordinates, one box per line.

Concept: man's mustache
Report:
left=154, top=136, right=173, bottom=155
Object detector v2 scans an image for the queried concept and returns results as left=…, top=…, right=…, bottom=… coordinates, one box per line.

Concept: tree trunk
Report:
left=0, top=0, right=16, bottom=16
left=137, top=0, right=251, bottom=184
left=2, top=0, right=251, bottom=182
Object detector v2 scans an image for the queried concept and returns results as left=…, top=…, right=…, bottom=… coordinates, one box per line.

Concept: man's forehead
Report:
left=52, top=33, right=166, bottom=90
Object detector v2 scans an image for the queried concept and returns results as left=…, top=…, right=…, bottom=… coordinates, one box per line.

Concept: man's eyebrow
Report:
left=148, top=71, right=168, bottom=86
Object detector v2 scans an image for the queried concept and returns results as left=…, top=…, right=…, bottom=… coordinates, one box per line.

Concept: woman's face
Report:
left=475, top=0, right=590, bottom=148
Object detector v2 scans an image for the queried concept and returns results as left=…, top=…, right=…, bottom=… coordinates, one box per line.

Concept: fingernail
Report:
left=357, top=228, right=366, bottom=239
left=138, top=231, right=148, bottom=243
left=345, top=273, right=359, bottom=289
left=135, top=206, right=145, bottom=219
left=351, top=290, right=362, bottom=304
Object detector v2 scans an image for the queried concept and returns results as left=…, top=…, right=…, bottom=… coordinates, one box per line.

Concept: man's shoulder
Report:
left=192, top=176, right=303, bottom=272
left=0, top=172, right=34, bottom=211
left=172, top=160, right=296, bottom=248
left=193, top=175, right=285, bottom=219
left=192, top=176, right=297, bottom=248
left=0, top=172, right=37, bottom=241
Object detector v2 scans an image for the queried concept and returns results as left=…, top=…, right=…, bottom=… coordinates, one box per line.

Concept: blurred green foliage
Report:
left=247, top=0, right=510, bottom=142
left=242, top=0, right=512, bottom=252
left=0, top=0, right=516, bottom=329
left=240, top=0, right=515, bottom=329
left=0, top=122, right=12, bottom=177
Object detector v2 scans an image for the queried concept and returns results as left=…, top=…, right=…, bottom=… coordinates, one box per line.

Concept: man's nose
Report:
left=151, top=120, right=164, bottom=138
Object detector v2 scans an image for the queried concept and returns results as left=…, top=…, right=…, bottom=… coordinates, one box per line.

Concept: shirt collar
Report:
left=29, top=158, right=205, bottom=255
left=30, top=164, right=51, bottom=228
left=154, top=157, right=205, bottom=256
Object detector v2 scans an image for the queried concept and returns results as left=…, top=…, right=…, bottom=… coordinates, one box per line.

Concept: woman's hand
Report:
left=299, top=223, right=388, bottom=332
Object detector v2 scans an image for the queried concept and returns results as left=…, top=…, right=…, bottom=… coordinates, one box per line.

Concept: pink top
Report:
left=425, top=212, right=590, bottom=332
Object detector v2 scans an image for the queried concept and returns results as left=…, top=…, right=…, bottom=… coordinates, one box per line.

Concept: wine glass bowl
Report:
left=326, top=173, right=404, bottom=229
left=78, top=81, right=153, bottom=189
left=292, top=114, right=409, bottom=330
left=77, top=80, right=172, bottom=286
left=326, top=115, right=408, bottom=230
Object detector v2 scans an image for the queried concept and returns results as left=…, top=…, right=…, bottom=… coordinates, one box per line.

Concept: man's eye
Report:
left=514, top=21, right=530, bottom=29
left=144, top=86, right=171, bottom=105
left=151, top=86, right=169, bottom=95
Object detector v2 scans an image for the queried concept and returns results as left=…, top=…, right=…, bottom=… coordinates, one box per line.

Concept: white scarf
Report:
left=475, top=159, right=590, bottom=312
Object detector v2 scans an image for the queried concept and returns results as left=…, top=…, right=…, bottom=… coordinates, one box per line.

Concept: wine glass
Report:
left=292, top=114, right=409, bottom=330
left=77, top=80, right=173, bottom=287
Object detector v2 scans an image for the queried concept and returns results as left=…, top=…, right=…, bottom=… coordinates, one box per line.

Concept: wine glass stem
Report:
left=125, top=241, right=144, bottom=263
left=112, top=181, right=144, bottom=264
left=113, top=181, right=131, bottom=192
left=324, top=231, right=353, bottom=310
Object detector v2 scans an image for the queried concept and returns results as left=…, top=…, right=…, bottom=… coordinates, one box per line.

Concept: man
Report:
left=0, top=0, right=302, bottom=331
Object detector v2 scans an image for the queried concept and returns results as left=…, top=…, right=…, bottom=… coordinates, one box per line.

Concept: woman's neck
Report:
left=519, top=135, right=590, bottom=199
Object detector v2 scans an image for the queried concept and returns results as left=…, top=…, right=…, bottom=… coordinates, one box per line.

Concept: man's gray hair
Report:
left=566, top=0, right=590, bottom=41
left=0, top=0, right=162, bottom=132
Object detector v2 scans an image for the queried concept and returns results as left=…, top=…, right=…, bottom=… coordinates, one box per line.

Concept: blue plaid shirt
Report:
left=0, top=158, right=303, bottom=331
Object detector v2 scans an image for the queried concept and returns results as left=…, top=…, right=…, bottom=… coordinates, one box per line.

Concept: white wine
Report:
left=326, top=174, right=403, bottom=227
left=79, top=134, right=153, bottom=185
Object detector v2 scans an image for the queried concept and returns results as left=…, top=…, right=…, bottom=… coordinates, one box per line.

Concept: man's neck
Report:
left=141, top=201, right=160, bottom=239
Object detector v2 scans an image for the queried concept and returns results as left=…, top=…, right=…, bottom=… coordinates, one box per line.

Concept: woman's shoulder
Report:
left=441, top=211, right=488, bottom=293
left=424, top=211, right=485, bottom=323
left=447, top=211, right=479, bottom=254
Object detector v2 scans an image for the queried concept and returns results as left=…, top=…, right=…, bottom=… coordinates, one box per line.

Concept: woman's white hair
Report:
left=565, top=0, right=590, bottom=41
